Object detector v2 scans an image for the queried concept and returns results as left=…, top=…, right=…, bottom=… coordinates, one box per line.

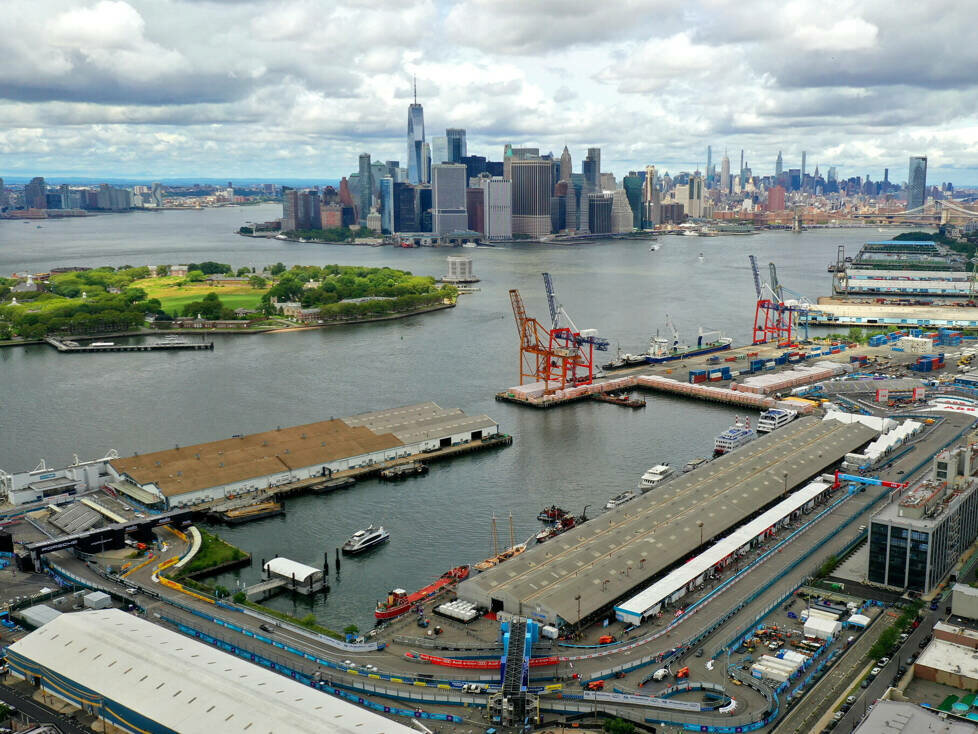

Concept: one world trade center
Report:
left=406, top=77, right=426, bottom=184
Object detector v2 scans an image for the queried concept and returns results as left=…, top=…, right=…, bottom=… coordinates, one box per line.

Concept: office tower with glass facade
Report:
left=511, top=159, right=553, bottom=238
left=908, top=156, right=928, bottom=211
left=868, top=445, right=978, bottom=594
left=587, top=193, right=612, bottom=235
left=407, top=101, right=426, bottom=184
left=583, top=148, right=600, bottom=191
left=446, top=129, right=466, bottom=163
left=24, top=177, right=47, bottom=209
left=473, top=176, right=512, bottom=240
left=775, top=151, right=783, bottom=177
left=431, top=163, right=468, bottom=235
left=380, top=176, right=394, bottom=234
left=622, top=173, right=643, bottom=229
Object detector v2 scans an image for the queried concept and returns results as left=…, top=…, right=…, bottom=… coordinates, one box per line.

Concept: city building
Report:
left=357, top=153, right=372, bottom=227
left=851, top=700, right=976, bottom=734
left=393, top=181, right=417, bottom=233
left=5, top=609, right=419, bottom=734
left=150, top=182, right=163, bottom=208
left=460, top=154, right=487, bottom=181
left=587, top=193, right=612, bottom=235
left=868, top=444, right=978, bottom=594
left=431, top=163, right=468, bottom=235
left=511, top=159, right=553, bottom=238
left=768, top=185, right=786, bottom=212
left=475, top=176, right=512, bottom=240
left=503, top=145, right=540, bottom=182
left=107, top=403, right=500, bottom=508
left=675, top=175, right=704, bottom=218
left=775, top=150, right=783, bottom=177
left=446, top=128, right=466, bottom=163
left=24, top=177, right=47, bottom=209
left=281, top=188, right=298, bottom=231
left=622, top=173, right=643, bottom=229
left=406, top=91, right=426, bottom=184
left=720, top=152, right=731, bottom=194
left=610, top=189, right=634, bottom=233
left=583, top=148, right=601, bottom=191
left=466, top=187, right=485, bottom=234
left=431, top=136, right=449, bottom=167
left=559, top=146, right=572, bottom=182
left=379, top=176, right=394, bottom=234
left=908, top=155, right=928, bottom=211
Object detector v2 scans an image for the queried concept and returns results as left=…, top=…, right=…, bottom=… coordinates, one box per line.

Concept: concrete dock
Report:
left=44, top=336, right=214, bottom=353
left=805, top=300, right=978, bottom=328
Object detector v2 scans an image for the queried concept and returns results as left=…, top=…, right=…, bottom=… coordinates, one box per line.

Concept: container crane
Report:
left=748, top=255, right=811, bottom=346
left=540, top=273, right=609, bottom=386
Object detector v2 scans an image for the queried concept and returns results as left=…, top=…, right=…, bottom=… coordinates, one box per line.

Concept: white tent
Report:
left=804, top=615, right=841, bottom=640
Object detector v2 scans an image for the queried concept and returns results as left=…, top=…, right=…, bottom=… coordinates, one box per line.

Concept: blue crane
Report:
left=540, top=272, right=610, bottom=351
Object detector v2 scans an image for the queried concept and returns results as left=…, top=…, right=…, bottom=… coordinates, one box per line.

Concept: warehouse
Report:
left=5, top=609, right=417, bottom=734
left=458, top=416, right=877, bottom=626
left=106, top=402, right=498, bottom=508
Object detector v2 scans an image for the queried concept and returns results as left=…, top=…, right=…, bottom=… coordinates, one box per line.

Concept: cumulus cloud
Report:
left=0, top=0, right=975, bottom=180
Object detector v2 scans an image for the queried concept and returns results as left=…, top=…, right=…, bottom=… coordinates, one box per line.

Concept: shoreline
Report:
left=0, top=302, right=456, bottom=349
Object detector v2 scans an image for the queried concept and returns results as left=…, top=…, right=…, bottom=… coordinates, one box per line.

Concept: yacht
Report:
left=605, top=490, right=638, bottom=510
left=639, top=464, right=674, bottom=490
left=342, top=524, right=390, bottom=554
left=757, top=408, right=798, bottom=434
left=713, top=417, right=757, bottom=457
left=682, top=457, right=708, bottom=473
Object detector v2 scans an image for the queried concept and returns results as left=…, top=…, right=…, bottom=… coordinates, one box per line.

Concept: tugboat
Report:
left=342, top=525, right=390, bottom=554
left=536, top=507, right=588, bottom=542
left=374, top=566, right=470, bottom=620
left=537, top=505, right=567, bottom=522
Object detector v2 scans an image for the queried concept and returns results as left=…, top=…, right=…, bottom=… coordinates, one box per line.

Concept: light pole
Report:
left=697, top=520, right=705, bottom=548
left=783, top=470, right=789, bottom=496
left=575, top=593, right=582, bottom=628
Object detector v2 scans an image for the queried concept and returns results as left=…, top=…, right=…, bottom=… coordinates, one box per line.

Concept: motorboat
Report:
left=682, top=457, right=709, bottom=473
left=757, top=408, right=798, bottom=434
left=649, top=244, right=660, bottom=252
left=639, top=464, right=673, bottom=490
left=342, top=524, right=390, bottom=554
left=605, top=490, right=638, bottom=510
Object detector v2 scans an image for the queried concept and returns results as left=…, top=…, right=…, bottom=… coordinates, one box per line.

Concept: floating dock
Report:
left=44, top=337, right=214, bottom=353
left=211, top=500, right=284, bottom=524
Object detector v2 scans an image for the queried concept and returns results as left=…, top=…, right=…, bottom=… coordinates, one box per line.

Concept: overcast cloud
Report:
left=2, top=0, right=977, bottom=183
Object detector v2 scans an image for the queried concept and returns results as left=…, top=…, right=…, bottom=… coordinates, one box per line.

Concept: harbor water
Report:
left=0, top=207, right=907, bottom=628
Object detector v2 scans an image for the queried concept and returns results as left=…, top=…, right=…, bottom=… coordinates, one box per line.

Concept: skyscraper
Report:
left=282, top=188, right=298, bottom=231
left=0, top=177, right=6, bottom=209
left=406, top=79, right=426, bottom=185
left=431, top=137, right=449, bottom=166
left=446, top=129, right=467, bottom=163
left=474, top=177, right=512, bottom=240
left=610, top=189, right=634, bottom=233
left=583, top=148, right=601, bottom=190
left=622, top=173, right=643, bottom=229
left=720, top=152, right=731, bottom=194
left=151, top=182, right=163, bottom=208
left=511, top=159, right=553, bottom=238
left=775, top=151, right=783, bottom=177
left=801, top=151, right=807, bottom=186
left=908, top=156, right=928, bottom=211
left=559, top=146, right=572, bottom=181
left=739, top=149, right=744, bottom=181
left=431, top=163, right=468, bottom=235
left=358, top=153, right=372, bottom=227
left=25, top=177, right=47, bottom=209
left=379, top=176, right=394, bottom=234
left=767, top=185, right=786, bottom=212
left=421, top=143, right=431, bottom=183
left=706, top=146, right=712, bottom=180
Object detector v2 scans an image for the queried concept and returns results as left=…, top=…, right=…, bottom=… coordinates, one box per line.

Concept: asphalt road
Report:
left=0, top=681, right=86, bottom=734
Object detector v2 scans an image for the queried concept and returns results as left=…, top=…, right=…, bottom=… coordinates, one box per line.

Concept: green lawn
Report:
left=131, top=276, right=268, bottom=316
left=157, top=292, right=265, bottom=315
left=174, top=527, right=248, bottom=578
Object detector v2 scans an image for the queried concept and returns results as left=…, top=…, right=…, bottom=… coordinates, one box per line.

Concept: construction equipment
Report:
left=748, top=255, right=812, bottom=346
left=510, top=289, right=594, bottom=394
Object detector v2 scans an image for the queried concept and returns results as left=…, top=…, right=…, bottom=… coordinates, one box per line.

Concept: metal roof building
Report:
left=5, top=609, right=417, bottom=734
left=458, top=416, right=877, bottom=626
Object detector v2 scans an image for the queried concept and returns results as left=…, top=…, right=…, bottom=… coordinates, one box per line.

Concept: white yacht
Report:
left=639, top=464, right=674, bottom=490
left=342, top=525, right=390, bottom=554
left=605, top=490, right=638, bottom=510
left=757, top=408, right=798, bottom=434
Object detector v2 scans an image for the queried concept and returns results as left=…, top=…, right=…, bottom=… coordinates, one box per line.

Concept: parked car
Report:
left=870, top=667, right=882, bottom=677
left=846, top=695, right=857, bottom=705
left=878, top=657, right=890, bottom=666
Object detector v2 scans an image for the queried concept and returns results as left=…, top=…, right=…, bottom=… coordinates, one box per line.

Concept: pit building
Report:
left=458, top=416, right=877, bottom=626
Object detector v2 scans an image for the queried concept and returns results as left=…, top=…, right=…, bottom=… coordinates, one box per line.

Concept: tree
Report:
left=214, top=585, right=230, bottom=599
left=232, top=591, right=246, bottom=603
left=249, top=275, right=267, bottom=289
left=269, top=262, right=287, bottom=276
left=603, top=718, right=635, bottom=734
left=156, top=264, right=171, bottom=276
left=236, top=266, right=251, bottom=277
left=186, top=270, right=206, bottom=282
left=343, top=624, right=359, bottom=635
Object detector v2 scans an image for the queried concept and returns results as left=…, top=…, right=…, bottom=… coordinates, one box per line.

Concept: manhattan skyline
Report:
left=2, top=1, right=977, bottom=183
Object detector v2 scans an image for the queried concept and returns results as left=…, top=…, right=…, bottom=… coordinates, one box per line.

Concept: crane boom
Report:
left=542, top=272, right=559, bottom=328
left=748, top=255, right=762, bottom=300
left=769, top=262, right=783, bottom=303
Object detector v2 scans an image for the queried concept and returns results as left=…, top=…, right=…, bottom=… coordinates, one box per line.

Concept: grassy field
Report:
left=174, top=527, right=248, bottom=578
left=132, top=276, right=268, bottom=315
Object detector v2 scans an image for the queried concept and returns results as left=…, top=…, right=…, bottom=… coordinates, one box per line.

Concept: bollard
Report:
left=336, top=548, right=341, bottom=572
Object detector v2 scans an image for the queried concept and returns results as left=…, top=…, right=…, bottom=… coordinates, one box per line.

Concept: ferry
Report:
left=682, top=457, right=709, bottom=473
left=757, top=408, right=798, bottom=434
left=639, top=464, right=673, bottom=490
left=374, top=565, right=470, bottom=620
left=342, top=525, right=390, bottom=554
left=713, top=417, right=757, bottom=457
left=91, top=342, right=115, bottom=347
left=605, top=490, right=638, bottom=510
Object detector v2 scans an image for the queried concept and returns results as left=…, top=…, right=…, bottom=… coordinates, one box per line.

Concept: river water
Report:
left=0, top=206, right=904, bottom=628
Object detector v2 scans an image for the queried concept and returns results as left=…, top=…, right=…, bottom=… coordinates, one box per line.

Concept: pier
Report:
left=44, top=336, right=214, bottom=353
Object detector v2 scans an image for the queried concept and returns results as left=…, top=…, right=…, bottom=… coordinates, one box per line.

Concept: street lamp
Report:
left=697, top=520, right=704, bottom=548
left=783, top=470, right=789, bottom=495
left=575, top=593, right=582, bottom=627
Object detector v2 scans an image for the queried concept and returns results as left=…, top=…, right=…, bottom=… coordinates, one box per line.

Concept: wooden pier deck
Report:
left=44, top=337, right=214, bottom=353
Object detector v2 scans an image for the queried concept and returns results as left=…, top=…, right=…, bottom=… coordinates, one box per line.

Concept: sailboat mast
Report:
left=509, top=513, right=515, bottom=551
left=491, top=515, right=499, bottom=557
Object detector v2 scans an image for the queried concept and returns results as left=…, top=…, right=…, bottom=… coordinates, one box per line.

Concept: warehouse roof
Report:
left=852, top=700, right=977, bottom=734
left=458, top=417, right=877, bottom=624
left=7, top=609, right=416, bottom=734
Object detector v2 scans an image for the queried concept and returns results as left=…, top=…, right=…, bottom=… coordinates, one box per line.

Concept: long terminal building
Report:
left=458, top=416, right=878, bottom=627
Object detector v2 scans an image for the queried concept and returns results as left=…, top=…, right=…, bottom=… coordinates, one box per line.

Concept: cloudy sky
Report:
left=3, top=0, right=977, bottom=184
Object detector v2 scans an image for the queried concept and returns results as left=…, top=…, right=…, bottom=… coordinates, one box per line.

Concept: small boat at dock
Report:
left=537, top=505, right=567, bottom=522
left=605, top=490, right=638, bottom=510
left=639, top=464, right=673, bottom=490
left=592, top=392, right=646, bottom=408
left=374, top=565, right=470, bottom=620
left=682, top=457, right=709, bottom=473
left=380, top=461, right=428, bottom=480
left=342, top=525, right=390, bottom=554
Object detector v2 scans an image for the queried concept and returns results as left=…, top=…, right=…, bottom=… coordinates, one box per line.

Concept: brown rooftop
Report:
left=110, top=419, right=403, bottom=497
